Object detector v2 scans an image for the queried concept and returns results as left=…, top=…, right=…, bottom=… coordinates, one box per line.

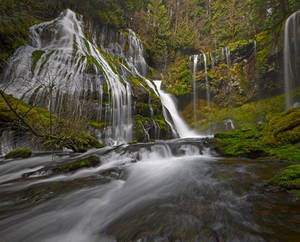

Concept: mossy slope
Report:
left=214, top=107, right=300, bottom=162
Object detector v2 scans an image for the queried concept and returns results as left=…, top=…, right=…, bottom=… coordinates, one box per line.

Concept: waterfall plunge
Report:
left=284, top=10, right=300, bottom=109
left=154, top=81, right=201, bottom=138
left=1, top=9, right=135, bottom=145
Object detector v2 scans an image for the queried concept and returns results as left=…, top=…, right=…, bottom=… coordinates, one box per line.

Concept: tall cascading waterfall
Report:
left=202, top=54, right=211, bottom=108
left=225, top=47, right=231, bottom=66
left=284, top=10, right=300, bottom=109
left=193, top=55, right=198, bottom=123
left=154, top=81, right=200, bottom=138
left=0, top=9, right=153, bottom=145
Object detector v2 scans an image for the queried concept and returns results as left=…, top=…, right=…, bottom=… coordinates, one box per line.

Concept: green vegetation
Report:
left=60, top=155, right=100, bottom=173
left=5, top=148, right=32, bottom=159
left=163, top=57, right=193, bottom=96
left=214, top=107, right=300, bottom=162
left=32, top=50, right=45, bottom=73
left=183, top=89, right=300, bottom=131
left=0, top=92, right=104, bottom=153
left=269, top=165, right=300, bottom=190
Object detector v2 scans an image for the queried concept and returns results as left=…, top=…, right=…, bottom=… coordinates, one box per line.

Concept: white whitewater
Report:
left=225, top=47, right=231, bottom=66
left=284, top=10, right=300, bottom=109
left=202, top=54, right=211, bottom=108
left=1, top=10, right=137, bottom=145
left=193, top=55, right=198, bottom=123
left=154, top=81, right=200, bottom=138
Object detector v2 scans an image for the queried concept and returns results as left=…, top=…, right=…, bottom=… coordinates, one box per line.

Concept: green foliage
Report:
left=146, top=0, right=171, bottom=65
left=269, top=165, right=300, bottom=190
left=0, top=92, right=104, bottom=153
left=163, top=57, right=192, bottom=95
left=5, top=148, right=32, bottom=159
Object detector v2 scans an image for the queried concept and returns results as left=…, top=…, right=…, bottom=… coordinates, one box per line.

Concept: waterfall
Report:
left=284, top=10, right=300, bottom=109
left=202, top=54, right=211, bottom=109
left=225, top=47, right=231, bottom=66
left=193, top=55, right=198, bottom=123
left=221, top=48, right=225, bottom=62
left=210, top=52, right=215, bottom=68
left=1, top=9, right=135, bottom=145
left=154, top=81, right=200, bottom=138
left=127, top=29, right=148, bottom=76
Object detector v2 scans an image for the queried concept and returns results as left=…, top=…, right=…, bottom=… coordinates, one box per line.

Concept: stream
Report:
left=0, top=139, right=299, bottom=242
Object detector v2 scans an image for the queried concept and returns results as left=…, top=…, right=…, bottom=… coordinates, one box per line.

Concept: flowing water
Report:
left=202, top=54, right=211, bottom=109
left=193, top=55, right=199, bottom=123
left=154, top=81, right=199, bottom=138
left=284, top=10, right=300, bottom=109
left=1, top=8, right=300, bottom=242
left=0, top=140, right=300, bottom=241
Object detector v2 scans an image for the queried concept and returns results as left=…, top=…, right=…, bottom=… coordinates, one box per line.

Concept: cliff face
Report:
left=0, top=9, right=173, bottom=148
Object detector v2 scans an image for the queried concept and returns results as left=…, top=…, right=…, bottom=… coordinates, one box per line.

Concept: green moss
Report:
left=0, top=92, right=104, bottom=153
left=214, top=107, right=300, bottom=162
left=103, top=80, right=109, bottom=95
left=154, top=115, right=167, bottom=132
left=269, top=165, right=300, bottom=190
left=32, top=50, right=45, bottom=74
left=60, top=155, right=100, bottom=173
left=163, top=57, right=192, bottom=96
left=89, top=121, right=109, bottom=129
left=72, top=34, right=78, bottom=57
left=228, top=39, right=254, bottom=52
left=5, top=148, right=32, bottom=159
left=38, top=50, right=55, bottom=75
left=185, top=89, right=299, bottom=131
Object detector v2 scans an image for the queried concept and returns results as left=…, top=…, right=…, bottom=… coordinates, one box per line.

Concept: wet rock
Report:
left=5, top=148, right=32, bottom=159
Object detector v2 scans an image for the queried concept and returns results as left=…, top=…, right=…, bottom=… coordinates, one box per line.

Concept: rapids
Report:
left=0, top=140, right=299, bottom=241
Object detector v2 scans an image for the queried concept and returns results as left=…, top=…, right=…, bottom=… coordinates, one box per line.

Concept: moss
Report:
left=228, top=39, right=254, bottom=52
left=0, top=92, right=104, bottom=153
left=32, top=50, right=45, bottom=74
left=5, top=148, right=32, bottom=159
left=89, top=121, right=109, bottom=129
left=72, top=34, right=78, bottom=57
left=38, top=50, right=55, bottom=75
left=269, top=165, right=300, bottom=190
left=163, top=57, right=193, bottom=96
left=60, top=155, right=100, bottom=173
left=215, top=129, right=266, bottom=158
left=214, top=107, right=300, bottom=162
left=133, top=115, right=150, bottom=142
left=128, top=140, right=138, bottom=145
left=154, top=115, right=167, bottom=133
left=185, top=89, right=300, bottom=131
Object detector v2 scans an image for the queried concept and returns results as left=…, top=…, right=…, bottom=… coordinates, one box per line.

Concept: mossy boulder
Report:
left=5, top=148, right=32, bottom=159
left=269, top=165, right=300, bottom=190
left=215, top=129, right=266, bottom=158
left=214, top=107, right=300, bottom=161
left=60, top=155, right=100, bottom=173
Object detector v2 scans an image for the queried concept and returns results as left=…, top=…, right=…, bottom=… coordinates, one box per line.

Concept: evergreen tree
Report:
left=146, top=0, right=171, bottom=66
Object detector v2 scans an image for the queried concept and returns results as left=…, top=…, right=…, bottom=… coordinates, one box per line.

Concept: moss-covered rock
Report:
left=60, top=155, right=100, bottom=173
left=5, top=148, right=32, bottom=159
left=269, top=165, right=300, bottom=190
left=214, top=107, right=300, bottom=162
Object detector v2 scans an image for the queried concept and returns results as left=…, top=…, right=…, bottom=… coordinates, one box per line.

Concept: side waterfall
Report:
left=193, top=55, right=198, bottom=123
left=202, top=54, right=211, bottom=109
left=154, top=81, right=200, bottom=138
left=284, top=10, right=300, bottom=109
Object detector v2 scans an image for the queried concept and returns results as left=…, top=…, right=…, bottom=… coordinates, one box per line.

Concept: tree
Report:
left=146, top=0, right=171, bottom=67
